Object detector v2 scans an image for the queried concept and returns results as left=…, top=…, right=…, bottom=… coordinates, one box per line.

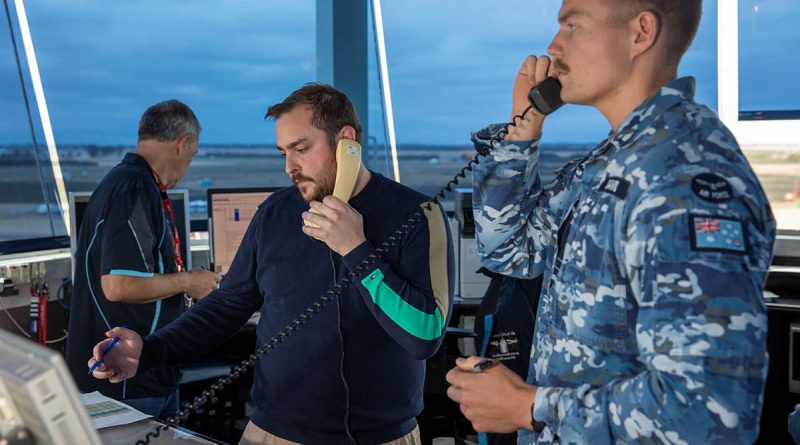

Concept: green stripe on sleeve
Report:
left=361, top=268, right=444, bottom=340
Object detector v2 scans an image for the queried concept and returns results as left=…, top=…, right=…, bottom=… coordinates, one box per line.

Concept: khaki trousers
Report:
left=238, top=421, right=421, bottom=445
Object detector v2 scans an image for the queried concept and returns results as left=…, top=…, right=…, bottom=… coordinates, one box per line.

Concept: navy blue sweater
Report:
left=140, top=173, right=454, bottom=444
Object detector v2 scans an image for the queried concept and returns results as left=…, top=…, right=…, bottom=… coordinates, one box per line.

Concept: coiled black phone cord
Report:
left=135, top=107, right=534, bottom=445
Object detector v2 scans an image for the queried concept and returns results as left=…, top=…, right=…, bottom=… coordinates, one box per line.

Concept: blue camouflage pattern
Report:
left=471, top=77, right=776, bottom=445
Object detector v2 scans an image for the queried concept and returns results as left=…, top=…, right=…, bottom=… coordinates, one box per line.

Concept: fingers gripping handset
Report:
left=507, top=55, right=563, bottom=141
left=303, top=138, right=362, bottom=229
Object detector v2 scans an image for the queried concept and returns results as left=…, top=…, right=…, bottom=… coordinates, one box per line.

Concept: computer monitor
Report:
left=0, top=329, right=103, bottom=445
left=68, top=189, right=192, bottom=279
left=207, top=187, right=277, bottom=275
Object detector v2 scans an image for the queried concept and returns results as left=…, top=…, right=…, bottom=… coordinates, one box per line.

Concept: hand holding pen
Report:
left=87, top=326, right=144, bottom=384
left=472, top=358, right=499, bottom=373
left=445, top=356, right=539, bottom=433
left=87, top=326, right=126, bottom=374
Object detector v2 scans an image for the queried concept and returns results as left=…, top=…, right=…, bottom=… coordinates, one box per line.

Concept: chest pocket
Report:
left=549, top=180, right=630, bottom=352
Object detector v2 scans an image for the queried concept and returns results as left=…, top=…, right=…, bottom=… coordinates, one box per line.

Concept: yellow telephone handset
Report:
left=304, top=138, right=362, bottom=229
left=331, top=138, right=362, bottom=202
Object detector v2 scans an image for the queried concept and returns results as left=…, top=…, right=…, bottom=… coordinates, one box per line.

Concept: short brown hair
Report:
left=605, top=0, right=702, bottom=66
left=265, top=83, right=363, bottom=147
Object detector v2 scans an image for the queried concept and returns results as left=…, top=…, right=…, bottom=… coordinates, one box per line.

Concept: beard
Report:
left=292, top=165, right=336, bottom=203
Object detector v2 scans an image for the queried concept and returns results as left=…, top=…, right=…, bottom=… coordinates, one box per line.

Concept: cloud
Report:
left=2, top=0, right=314, bottom=145
left=2, top=0, right=789, bottom=147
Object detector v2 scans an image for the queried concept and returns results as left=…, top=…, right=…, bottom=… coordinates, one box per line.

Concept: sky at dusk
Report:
left=1, top=0, right=797, bottom=146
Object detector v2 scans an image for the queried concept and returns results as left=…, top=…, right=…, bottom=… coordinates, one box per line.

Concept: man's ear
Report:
left=630, top=10, right=661, bottom=58
left=338, top=126, right=357, bottom=142
left=175, top=135, right=191, bottom=155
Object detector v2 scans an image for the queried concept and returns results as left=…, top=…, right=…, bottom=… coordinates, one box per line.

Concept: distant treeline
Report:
left=0, top=157, right=96, bottom=167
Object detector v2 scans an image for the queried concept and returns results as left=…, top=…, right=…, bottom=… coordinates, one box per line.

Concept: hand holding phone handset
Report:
left=131, top=66, right=562, bottom=445
left=502, top=55, right=563, bottom=142
left=303, top=138, right=362, bottom=232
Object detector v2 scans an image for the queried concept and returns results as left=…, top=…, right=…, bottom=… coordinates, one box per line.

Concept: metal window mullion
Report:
left=13, top=0, right=70, bottom=235
left=371, top=0, right=400, bottom=182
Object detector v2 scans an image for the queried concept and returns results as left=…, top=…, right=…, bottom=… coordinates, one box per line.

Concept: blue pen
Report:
left=472, top=358, right=499, bottom=373
left=87, top=326, right=127, bottom=374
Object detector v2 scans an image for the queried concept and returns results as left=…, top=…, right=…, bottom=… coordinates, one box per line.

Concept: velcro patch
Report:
left=689, top=214, right=748, bottom=254
left=599, top=176, right=630, bottom=199
left=691, top=173, right=733, bottom=203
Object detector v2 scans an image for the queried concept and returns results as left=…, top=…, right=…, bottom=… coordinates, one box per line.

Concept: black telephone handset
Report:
left=135, top=79, right=563, bottom=445
left=527, top=76, right=564, bottom=116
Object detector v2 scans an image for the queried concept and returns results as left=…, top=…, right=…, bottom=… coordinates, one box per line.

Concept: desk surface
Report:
left=99, top=419, right=223, bottom=445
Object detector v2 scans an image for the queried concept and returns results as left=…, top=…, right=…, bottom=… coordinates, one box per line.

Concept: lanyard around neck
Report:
left=148, top=167, right=184, bottom=272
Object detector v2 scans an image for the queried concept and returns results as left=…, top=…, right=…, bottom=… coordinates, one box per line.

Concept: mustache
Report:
left=290, top=173, right=313, bottom=183
left=553, top=59, right=569, bottom=74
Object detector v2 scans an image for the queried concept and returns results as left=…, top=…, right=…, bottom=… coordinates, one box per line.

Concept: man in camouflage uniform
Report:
left=445, top=1, right=775, bottom=444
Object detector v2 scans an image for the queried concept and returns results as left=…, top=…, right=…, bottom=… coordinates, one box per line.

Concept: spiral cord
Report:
left=135, top=108, right=533, bottom=445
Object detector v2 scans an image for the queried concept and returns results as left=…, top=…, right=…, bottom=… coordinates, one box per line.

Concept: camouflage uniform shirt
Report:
left=471, top=77, right=775, bottom=444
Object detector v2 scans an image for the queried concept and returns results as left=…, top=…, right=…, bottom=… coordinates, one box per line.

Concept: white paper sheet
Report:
left=80, top=391, right=152, bottom=429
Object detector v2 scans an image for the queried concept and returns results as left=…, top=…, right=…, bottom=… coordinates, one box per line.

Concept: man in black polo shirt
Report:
left=65, top=100, right=221, bottom=417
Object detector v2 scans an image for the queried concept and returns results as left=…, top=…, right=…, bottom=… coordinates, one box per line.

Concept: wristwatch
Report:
left=531, top=401, right=546, bottom=432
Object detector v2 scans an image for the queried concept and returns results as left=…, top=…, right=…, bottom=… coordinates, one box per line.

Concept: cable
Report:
left=330, top=250, right=356, bottom=445
left=45, top=329, right=68, bottom=344
left=56, top=277, right=71, bottom=310
left=135, top=106, right=536, bottom=445
left=0, top=296, right=33, bottom=338
left=0, top=298, right=68, bottom=344
left=0, top=290, right=69, bottom=344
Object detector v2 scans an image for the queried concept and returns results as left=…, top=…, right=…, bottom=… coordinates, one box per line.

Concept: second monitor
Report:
left=207, top=187, right=278, bottom=275
left=68, top=189, right=192, bottom=281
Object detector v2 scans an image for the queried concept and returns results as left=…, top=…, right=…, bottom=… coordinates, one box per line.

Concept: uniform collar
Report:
left=122, top=152, right=152, bottom=170
left=121, top=152, right=160, bottom=188
left=608, top=76, right=696, bottom=149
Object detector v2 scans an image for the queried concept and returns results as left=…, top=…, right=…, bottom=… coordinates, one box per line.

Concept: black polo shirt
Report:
left=66, top=153, right=183, bottom=400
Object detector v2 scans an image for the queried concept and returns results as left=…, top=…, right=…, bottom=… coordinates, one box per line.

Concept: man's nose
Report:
left=284, top=153, right=297, bottom=176
left=547, top=33, right=562, bottom=59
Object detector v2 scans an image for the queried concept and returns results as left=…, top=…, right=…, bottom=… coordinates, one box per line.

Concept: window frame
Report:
left=717, top=0, right=800, bottom=146
left=718, top=0, right=800, bottom=269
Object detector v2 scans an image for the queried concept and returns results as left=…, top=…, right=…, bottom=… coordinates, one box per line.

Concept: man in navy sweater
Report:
left=88, top=84, right=455, bottom=445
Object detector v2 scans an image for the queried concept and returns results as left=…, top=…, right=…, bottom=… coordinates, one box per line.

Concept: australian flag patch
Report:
left=689, top=214, right=748, bottom=253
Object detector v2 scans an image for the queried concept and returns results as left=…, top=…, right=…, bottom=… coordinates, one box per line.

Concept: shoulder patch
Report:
left=691, top=173, right=733, bottom=203
left=689, top=214, right=748, bottom=254
left=599, top=176, right=630, bottom=199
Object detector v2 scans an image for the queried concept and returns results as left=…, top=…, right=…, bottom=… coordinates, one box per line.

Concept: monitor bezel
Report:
left=69, top=189, right=192, bottom=280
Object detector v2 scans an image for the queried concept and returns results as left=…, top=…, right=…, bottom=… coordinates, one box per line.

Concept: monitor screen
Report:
left=207, top=188, right=277, bottom=275
left=68, top=189, right=192, bottom=279
left=0, top=329, right=103, bottom=445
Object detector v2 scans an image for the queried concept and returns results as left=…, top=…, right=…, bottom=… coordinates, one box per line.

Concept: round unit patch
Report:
left=691, top=173, right=733, bottom=203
